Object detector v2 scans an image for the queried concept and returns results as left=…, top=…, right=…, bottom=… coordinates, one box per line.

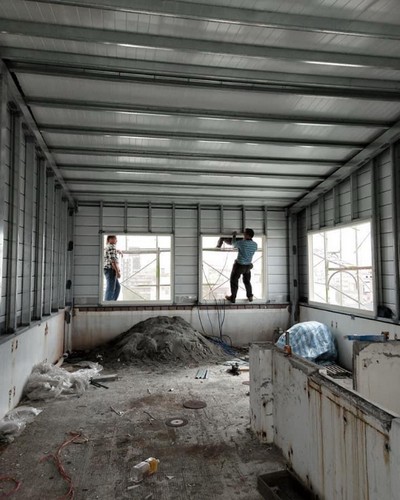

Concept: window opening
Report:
left=308, top=221, right=373, bottom=311
left=201, top=235, right=264, bottom=302
left=102, top=234, right=172, bottom=302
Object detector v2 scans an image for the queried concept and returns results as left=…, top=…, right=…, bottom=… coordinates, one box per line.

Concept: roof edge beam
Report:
left=2, top=20, right=400, bottom=71
left=1, top=64, right=75, bottom=206
left=289, top=118, right=400, bottom=213
left=22, top=0, right=400, bottom=40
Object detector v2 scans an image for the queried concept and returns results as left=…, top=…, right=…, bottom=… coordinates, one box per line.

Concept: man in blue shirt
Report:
left=225, top=228, right=258, bottom=304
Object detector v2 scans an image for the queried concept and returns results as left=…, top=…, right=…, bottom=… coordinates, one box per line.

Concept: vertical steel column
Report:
left=43, top=172, right=55, bottom=316
left=148, top=202, right=152, bottom=233
left=241, top=206, right=246, bottom=231
left=371, top=159, right=382, bottom=317
left=0, top=73, right=8, bottom=309
left=6, top=104, right=22, bottom=333
left=264, top=206, right=269, bottom=302
left=99, top=201, right=103, bottom=233
left=306, top=205, right=311, bottom=231
left=390, top=144, right=400, bottom=321
left=58, top=199, right=68, bottom=308
left=51, top=187, right=61, bottom=311
left=21, top=134, right=35, bottom=326
left=318, top=196, right=325, bottom=229
left=33, top=155, right=46, bottom=320
left=350, top=172, right=359, bottom=221
left=65, top=207, right=74, bottom=308
left=263, top=206, right=268, bottom=237
left=197, top=204, right=202, bottom=302
left=289, top=213, right=299, bottom=323
left=172, top=203, right=176, bottom=304
left=124, top=201, right=128, bottom=233
left=333, top=186, right=340, bottom=225
left=220, top=205, right=224, bottom=234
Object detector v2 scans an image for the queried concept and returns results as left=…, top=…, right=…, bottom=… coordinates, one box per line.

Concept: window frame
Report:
left=99, top=233, right=174, bottom=305
left=307, top=219, right=375, bottom=315
left=199, top=233, right=265, bottom=304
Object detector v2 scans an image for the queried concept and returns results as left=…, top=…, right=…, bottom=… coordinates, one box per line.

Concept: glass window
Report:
left=201, top=235, right=264, bottom=302
left=102, top=234, right=172, bottom=302
left=308, top=221, right=374, bottom=312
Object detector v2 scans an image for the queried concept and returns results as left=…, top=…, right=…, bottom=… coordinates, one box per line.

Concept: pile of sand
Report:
left=96, top=316, right=228, bottom=364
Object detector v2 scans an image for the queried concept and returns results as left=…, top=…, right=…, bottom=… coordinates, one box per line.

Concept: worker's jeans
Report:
left=230, top=261, right=253, bottom=300
left=104, top=268, right=121, bottom=301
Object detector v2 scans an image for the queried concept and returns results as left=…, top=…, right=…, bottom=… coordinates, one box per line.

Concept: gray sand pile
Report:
left=97, top=316, right=228, bottom=364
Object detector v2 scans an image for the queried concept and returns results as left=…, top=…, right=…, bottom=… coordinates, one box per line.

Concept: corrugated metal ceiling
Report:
left=1, top=0, right=400, bottom=209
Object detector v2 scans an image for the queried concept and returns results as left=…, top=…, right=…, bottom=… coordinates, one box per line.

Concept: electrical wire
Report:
left=0, top=476, right=21, bottom=497
left=40, top=431, right=88, bottom=500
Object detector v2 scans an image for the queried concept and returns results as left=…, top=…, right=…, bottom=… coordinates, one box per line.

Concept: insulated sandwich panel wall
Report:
left=73, top=204, right=289, bottom=305
left=297, top=144, right=399, bottom=319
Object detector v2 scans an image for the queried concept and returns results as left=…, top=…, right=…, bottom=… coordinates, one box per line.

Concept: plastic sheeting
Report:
left=24, top=361, right=102, bottom=401
left=275, top=321, right=337, bottom=363
left=0, top=406, right=42, bottom=443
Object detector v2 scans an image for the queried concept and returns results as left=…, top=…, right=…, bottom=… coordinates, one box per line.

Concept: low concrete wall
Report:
left=0, top=313, right=65, bottom=419
left=71, top=306, right=290, bottom=350
left=354, top=340, right=400, bottom=415
left=250, top=343, right=400, bottom=500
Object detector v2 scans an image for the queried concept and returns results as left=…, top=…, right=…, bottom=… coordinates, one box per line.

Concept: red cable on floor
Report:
left=0, top=476, right=21, bottom=497
left=40, top=431, right=88, bottom=500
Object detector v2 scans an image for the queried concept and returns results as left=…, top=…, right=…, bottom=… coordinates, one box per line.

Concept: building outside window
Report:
left=308, top=221, right=373, bottom=312
left=102, top=234, right=172, bottom=302
left=201, top=235, right=264, bottom=302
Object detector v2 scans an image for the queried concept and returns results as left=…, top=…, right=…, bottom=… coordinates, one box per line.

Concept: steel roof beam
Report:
left=22, top=0, right=400, bottom=40
left=50, top=146, right=345, bottom=164
left=2, top=20, right=400, bottom=71
left=58, top=163, right=326, bottom=181
left=63, top=176, right=308, bottom=192
left=41, top=125, right=364, bottom=149
left=26, top=97, right=391, bottom=128
left=69, top=191, right=295, bottom=204
left=5, top=47, right=400, bottom=98
left=12, top=64, right=400, bottom=101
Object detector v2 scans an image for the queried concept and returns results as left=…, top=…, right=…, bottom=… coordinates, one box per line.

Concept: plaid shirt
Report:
left=104, top=243, right=119, bottom=269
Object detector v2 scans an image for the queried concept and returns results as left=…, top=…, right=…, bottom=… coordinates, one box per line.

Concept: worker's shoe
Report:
left=248, top=296, right=253, bottom=302
left=225, top=295, right=235, bottom=303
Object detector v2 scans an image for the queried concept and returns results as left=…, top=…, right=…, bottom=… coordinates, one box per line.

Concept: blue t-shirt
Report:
left=233, top=238, right=258, bottom=265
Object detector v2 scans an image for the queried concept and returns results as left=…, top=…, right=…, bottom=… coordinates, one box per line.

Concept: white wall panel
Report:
left=0, top=313, right=65, bottom=419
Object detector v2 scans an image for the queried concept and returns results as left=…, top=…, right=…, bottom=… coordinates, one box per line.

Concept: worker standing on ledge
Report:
left=225, top=228, right=257, bottom=304
left=104, top=235, right=122, bottom=301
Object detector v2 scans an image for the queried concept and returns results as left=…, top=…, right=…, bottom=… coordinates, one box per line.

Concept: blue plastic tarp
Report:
left=275, top=321, right=337, bottom=363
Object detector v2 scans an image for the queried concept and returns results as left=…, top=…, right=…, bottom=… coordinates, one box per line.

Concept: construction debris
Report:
left=195, top=369, right=209, bottom=379
left=92, top=316, right=228, bottom=365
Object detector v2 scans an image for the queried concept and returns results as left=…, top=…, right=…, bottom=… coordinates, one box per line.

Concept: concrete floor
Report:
left=0, top=361, right=285, bottom=499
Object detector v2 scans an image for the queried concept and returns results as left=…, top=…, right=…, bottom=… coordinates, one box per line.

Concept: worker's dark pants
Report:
left=230, top=262, right=253, bottom=300
left=104, top=268, right=121, bottom=301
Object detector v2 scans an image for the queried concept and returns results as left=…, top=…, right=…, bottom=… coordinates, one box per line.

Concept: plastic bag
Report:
left=0, top=406, right=42, bottom=443
left=24, top=361, right=102, bottom=401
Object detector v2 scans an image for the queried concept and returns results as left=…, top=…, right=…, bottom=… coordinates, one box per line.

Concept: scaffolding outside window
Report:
left=102, top=234, right=172, bottom=302
left=308, top=221, right=374, bottom=312
left=200, top=235, right=264, bottom=302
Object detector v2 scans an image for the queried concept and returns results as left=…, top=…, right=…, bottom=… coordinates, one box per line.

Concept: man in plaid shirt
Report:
left=104, top=235, right=122, bottom=301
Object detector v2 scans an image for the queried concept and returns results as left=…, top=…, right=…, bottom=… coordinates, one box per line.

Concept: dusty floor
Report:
left=0, top=361, right=285, bottom=499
